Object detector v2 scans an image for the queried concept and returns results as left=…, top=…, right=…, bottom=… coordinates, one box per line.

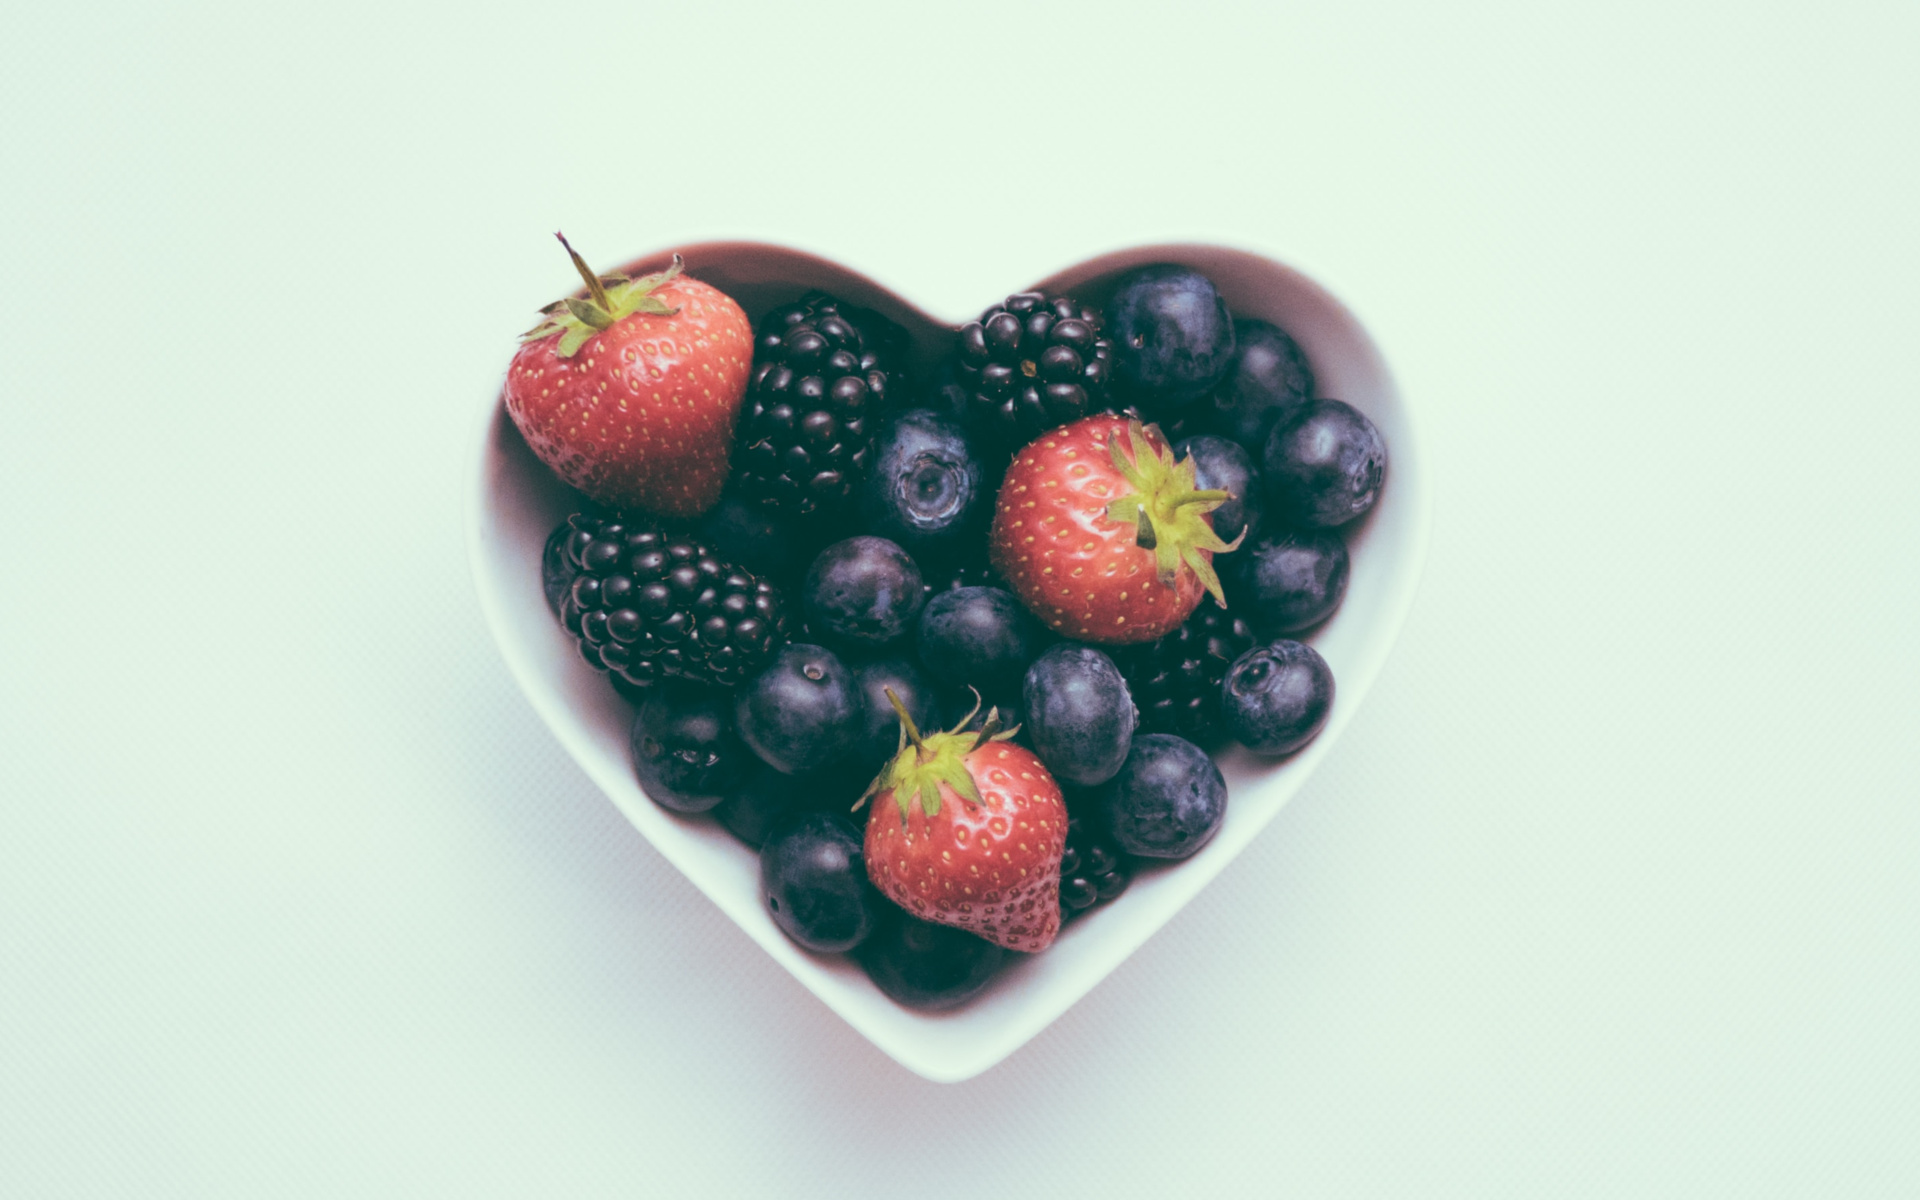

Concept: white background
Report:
left=3, top=1, right=1917, bottom=1195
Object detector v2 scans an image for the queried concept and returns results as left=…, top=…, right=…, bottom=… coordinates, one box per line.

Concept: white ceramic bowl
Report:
left=467, top=242, right=1430, bottom=1081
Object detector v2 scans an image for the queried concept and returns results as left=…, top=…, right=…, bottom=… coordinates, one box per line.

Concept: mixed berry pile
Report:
left=505, top=239, right=1387, bottom=1011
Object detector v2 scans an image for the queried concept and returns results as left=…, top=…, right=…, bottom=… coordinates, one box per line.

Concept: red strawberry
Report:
left=504, top=235, right=752, bottom=518
left=861, top=696, right=1067, bottom=953
left=990, top=415, right=1243, bottom=644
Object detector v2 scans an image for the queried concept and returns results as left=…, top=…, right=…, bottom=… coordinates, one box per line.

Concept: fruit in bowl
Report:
left=504, top=236, right=754, bottom=517
left=469, top=238, right=1423, bottom=1080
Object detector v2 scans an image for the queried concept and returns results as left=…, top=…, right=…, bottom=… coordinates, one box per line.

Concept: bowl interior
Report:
left=467, top=242, right=1429, bottom=1082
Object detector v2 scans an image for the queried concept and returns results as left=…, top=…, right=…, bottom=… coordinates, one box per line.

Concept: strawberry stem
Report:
left=884, top=687, right=929, bottom=762
left=555, top=231, right=614, bottom=313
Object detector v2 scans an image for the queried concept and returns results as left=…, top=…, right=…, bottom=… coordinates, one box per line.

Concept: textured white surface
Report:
left=3, top=1, right=1917, bottom=1195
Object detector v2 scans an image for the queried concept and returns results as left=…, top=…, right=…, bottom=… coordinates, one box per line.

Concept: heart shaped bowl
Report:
left=468, top=241, right=1430, bottom=1081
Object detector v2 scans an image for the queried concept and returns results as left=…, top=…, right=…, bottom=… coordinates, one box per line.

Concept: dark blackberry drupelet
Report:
left=1059, top=817, right=1131, bottom=917
left=553, top=514, right=790, bottom=692
left=956, top=292, right=1113, bottom=443
left=1112, top=597, right=1257, bottom=741
left=734, top=292, right=901, bottom=524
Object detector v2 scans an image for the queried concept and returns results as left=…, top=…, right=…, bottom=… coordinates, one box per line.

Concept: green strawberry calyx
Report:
left=1103, top=418, right=1246, bottom=603
left=856, top=689, right=1020, bottom=828
left=520, top=232, right=683, bottom=358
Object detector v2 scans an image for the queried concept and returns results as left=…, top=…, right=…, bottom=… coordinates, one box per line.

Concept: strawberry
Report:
left=990, top=415, right=1244, bottom=644
left=504, top=235, right=752, bottom=518
left=861, top=695, right=1067, bottom=953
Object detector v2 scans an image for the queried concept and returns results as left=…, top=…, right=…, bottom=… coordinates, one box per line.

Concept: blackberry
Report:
left=542, top=499, right=609, bottom=618
left=553, top=514, right=790, bottom=692
left=541, top=521, right=578, bottom=619
left=1059, top=817, right=1131, bottom=917
left=956, top=292, right=1113, bottom=443
left=1111, top=597, right=1256, bottom=741
left=734, top=292, right=902, bottom=524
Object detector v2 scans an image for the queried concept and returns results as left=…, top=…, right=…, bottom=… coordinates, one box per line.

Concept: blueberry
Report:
left=734, top=644, right=861, bottom=774
left=802, top=536, right=925, bottom=652
left=920, top=359, right=974, bottom=425
left=1022, top=643, right=1136, bottom=787
left=850, top=657, right=942, bottom=771
left=858, top=910, right=1006, bottom=1012
left=1100, top=733, right=1228, bottom=860
left=1173, top=434, right=1263, bottom=544
left=860, top=409, right=987, bottom=564
left=1107, top=265, right=1236, bottom=407
left=629, top=682, right=753, bottom=813
left=698, top=491, right=812, bottom=585
left=760, top=813, right=878, bottom=953
left=1199, top=318, right=1315, bottom=452
left=1263, top=400, right=1387, bottom=529
left=1222, top=640, right=1334, bottom=757
left=920, top=554, right=1003, bottom=603
left=1227, top=529, right=1349, bottom=635
left=917, top=586, right=1050, bottom=699
left=714, top=760, right=863, bottom=849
